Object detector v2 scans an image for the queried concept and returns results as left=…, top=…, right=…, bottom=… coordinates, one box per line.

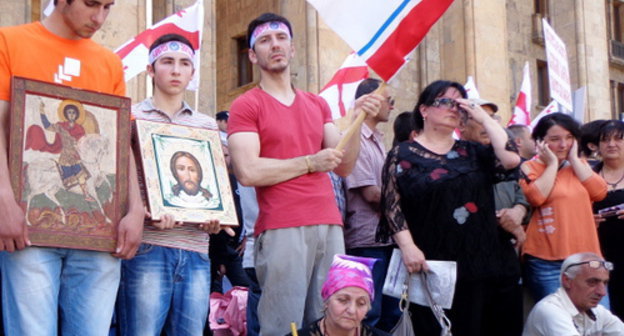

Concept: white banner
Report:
left=542, top=19, right=573, bottom=112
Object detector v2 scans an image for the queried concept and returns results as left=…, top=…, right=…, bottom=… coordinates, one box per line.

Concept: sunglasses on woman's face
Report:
left=563, top=260, right=614, bottom=273
left=431, top=98, right=459, bottom=109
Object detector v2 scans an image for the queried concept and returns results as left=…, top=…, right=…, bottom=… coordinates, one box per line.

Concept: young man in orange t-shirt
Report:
left=0, top=1, right=144, bottom=334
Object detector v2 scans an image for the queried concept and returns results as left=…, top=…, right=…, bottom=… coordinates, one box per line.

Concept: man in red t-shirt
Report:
left=228, top=12, right=382, bottom=336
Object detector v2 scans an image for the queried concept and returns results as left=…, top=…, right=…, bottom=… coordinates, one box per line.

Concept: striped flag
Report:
left=318, top=53, right=369, bottom=120
left=114, top=0, right=203, bottom=90
left=508, top=62, right=532, bottom=126
left=307, top=0, right=454, bottom=81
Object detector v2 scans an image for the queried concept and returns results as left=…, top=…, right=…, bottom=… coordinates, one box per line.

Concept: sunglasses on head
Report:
left=564, top=260, right=614, bottom=273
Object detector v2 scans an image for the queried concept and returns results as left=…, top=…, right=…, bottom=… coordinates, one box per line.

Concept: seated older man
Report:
left=523, top=252, right=624, bottom=336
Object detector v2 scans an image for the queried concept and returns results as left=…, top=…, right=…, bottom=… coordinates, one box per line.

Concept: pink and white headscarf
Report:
left=321, top=254, right=377, bottom=301
left=249, top=21, right=291, bottom=48
left=148, top=41, right=195, bottom=66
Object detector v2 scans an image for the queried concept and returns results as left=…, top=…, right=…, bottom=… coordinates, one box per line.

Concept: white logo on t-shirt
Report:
left=54, top=57, right=81, bottom=83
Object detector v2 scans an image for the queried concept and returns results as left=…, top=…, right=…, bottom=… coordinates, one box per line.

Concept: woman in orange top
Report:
left=520, top=113, right=607, bottom=301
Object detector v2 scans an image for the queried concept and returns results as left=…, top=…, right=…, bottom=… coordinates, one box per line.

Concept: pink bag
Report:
left=209, top=286, right=248, bottom=336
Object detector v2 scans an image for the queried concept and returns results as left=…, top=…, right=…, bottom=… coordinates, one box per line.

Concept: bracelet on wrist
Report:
left=305, top=155, right=314, bottom=173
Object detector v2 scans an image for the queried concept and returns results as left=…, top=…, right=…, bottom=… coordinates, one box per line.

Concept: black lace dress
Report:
left=285, top=318, right=390, bottom=336
left=593, top=162, right=624, bottom=319
left=380, top=140, right=518, bottom=281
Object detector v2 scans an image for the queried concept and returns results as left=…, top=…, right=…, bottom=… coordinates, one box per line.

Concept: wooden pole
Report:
left=335, top=82, right=386, bottom=151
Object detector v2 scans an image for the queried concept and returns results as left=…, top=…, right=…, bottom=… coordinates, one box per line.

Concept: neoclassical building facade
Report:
left=2, top=0, right=623, bottom=145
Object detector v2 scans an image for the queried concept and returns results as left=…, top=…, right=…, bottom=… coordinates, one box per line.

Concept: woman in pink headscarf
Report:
left=286, top=254, right=390, bottom=336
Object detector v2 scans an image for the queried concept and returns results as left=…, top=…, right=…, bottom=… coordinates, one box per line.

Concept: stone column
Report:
left=573, top=0, right=610, bottom=120
left=0, top=1, right=29, bottom=26
left=462, top=0, right=512, bottom=120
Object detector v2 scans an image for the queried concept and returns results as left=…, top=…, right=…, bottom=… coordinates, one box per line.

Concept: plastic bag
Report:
left=209, top=286, right=248, bottom=336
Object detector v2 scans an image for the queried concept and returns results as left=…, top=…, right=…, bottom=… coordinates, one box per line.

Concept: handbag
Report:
left=420, top=272, right=453, bottom=336
left=390, top=280, right=415, bottom=336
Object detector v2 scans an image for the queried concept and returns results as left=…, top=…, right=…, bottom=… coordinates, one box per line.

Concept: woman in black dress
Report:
left=380, top=80, right=520, bottom=336
left=593, top=120, right=624, bottom=319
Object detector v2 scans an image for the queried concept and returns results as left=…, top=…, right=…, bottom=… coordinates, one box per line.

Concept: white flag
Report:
left=318, top=53, right=369, bottom=120
left=508, top=62, right=532, bottom=126
left=43, top=0, right=54, bottom=17
left=307, top=0, right=454, bottom=82
left=530, top=100, right=559, bottom=130
left=464, top=76, right=480, bottom=99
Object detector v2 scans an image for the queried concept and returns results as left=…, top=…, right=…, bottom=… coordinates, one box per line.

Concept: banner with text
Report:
left=542, top=19, right=572, bottom=112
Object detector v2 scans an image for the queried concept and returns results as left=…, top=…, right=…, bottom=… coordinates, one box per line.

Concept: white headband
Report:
left=249, top=21, right=291, bottom=48
left=149, top=41, right=195, bottom=66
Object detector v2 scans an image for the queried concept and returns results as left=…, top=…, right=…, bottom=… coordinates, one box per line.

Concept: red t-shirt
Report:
left=228, top=87, right=342, bottom=236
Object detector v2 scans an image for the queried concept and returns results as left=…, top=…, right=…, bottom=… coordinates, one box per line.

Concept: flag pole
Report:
left=335, top=82, right=386, bottom=151
left=144, top=0, right=153, bottom=99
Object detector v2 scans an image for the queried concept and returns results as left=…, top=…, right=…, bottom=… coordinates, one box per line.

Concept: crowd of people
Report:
left=0, top=1, right=623, bottom=336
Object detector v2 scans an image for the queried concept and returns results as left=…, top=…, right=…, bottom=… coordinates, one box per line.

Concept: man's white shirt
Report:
left=523, top=287, right=624, bottom=336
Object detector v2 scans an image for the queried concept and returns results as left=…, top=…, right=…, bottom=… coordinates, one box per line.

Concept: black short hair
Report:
left=216, top=111, right=229, bottom=121
left=54, top=0, right=73, bottom=5
left=580, top=119, right=608, bottom=157
left=531, top=112, right=581, bottom=142
left=355, top=78, right=382, bottom=99
left=413, top=80, right=467, bottom=131
left=247, top=13, right=293, bottom=50
left=149, top=33, right=195, bottom=63
left=598, top=120, right=624, bottom=142
left=393, top=111, right=417, bottom=146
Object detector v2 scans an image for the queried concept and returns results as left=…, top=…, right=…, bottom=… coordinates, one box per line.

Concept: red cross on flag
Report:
left=508, top=62, right=532, bottom=126
left=318, top=53, right=370, bottom=120
left=114, top=0, right=203, bottom=90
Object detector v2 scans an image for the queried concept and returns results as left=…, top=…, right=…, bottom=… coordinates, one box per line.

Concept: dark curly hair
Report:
left=412, top=80, right=467, bottom=131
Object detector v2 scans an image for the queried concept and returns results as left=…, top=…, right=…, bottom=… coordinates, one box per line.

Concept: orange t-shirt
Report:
left=520, top=160, right=607, bottom=260
left=0, top=22, right=125, bottom=100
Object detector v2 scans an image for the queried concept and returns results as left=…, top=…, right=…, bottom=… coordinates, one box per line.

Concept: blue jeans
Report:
left=0, top=247, right=120, bottom=336
left=523, top=255, right=563, bottom=301
left=524, top=255, right=610, bottom=308
left=116, top=244, right=211, bottom=336
left=347, top=246, right=401, bottom=332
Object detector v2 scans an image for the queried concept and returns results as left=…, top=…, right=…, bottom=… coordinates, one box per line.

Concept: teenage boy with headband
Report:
left=228, top=12, right=383, bottom=335
left=116, top=33, right=230, bottom=335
